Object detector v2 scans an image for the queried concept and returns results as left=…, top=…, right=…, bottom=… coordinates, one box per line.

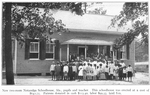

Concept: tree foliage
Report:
left=3, top=2, right=83, bottom=43
left=83, top=2, right=107, bottom=15
left=110, top=2, right=148, bottom=49
left=88, top=7, right=107, bottom=15
left=135, top=41, right=148, bottom=62
left=3, top=2, right=83, bottom=85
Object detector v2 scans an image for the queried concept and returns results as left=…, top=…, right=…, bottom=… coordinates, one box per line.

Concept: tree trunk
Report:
left=5, top=3, right=14, bottom=85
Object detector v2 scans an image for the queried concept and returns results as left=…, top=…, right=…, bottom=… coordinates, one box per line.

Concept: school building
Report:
left=13, top=10, right=135, bottom=75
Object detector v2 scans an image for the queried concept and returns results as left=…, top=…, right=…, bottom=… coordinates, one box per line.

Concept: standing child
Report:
left=72, top=63, right=77, bottom=80
left=90, top=64, right=94, bottom=80
left=122, top=67, right=127, bottom=81
left=86, top=63, right=91, bottom=80
left=78, top=64, right=83, bottom=81
left=127, top=65, right=133, bottom=82
left=104, top=65, right=109, bottom=80
left=63, top=63, right=69, bottom=80
left=93, top=64, right=97, bottom=80
left=60, top=62, right=64, bottom=80
left=50, top=61, right=56, bottom=80
left=114, top=64, right=119, bottom=80
left=83, top=63, right=87, bottom=80
left=109, top=62, right=115, bottom=80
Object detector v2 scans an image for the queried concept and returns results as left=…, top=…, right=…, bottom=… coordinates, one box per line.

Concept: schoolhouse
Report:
left=13, top=10, right=135, bottom=75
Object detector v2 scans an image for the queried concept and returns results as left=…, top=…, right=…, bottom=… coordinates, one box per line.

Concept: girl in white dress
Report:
left=78, top=64, right=83, bottom=81
left=93, top=64, right=97, bottom=80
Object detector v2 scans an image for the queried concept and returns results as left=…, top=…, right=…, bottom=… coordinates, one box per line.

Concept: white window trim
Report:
left=45, top=43, right=55, bottom=60
left=113, top=50, right=117, bottom=60
left=29, top=41, right=40, bottom=60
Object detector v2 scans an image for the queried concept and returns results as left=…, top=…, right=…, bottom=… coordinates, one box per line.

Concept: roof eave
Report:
left=67, top=28, right=126, bottom=35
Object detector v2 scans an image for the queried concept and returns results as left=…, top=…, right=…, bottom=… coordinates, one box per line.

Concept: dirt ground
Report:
left=2, top=72, right=149, bottom=85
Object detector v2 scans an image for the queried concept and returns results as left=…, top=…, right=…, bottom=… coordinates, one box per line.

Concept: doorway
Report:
left=78, top=46, right=86, bottom=59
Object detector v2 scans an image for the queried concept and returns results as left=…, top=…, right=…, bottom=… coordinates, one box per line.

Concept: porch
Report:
left=60, top=39, right=114, bottom=62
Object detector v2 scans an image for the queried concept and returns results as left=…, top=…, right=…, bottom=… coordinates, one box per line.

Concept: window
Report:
left=120, top=45, right=126, bottom=60
left=29, top=40, right=39, bottom=59
left=25, top=39, right=59, bottom=60
left=45, top=42, right=55, bottom=59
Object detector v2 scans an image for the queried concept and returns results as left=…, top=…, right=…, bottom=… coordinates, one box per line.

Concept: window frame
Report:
left=113, top=50, right=117, bottom=60
left=45, top=42, right=55, bottom=60
left=29, top=40, right=40, bottom=60
left=120, top=45, right=126, bottom=60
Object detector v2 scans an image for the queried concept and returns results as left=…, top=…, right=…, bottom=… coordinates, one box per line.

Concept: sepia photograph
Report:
left=2, top=2, right=149, bottom=86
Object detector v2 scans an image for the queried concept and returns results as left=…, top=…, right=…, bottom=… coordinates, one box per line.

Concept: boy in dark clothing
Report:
left=60, top=62, right=64, bottom=80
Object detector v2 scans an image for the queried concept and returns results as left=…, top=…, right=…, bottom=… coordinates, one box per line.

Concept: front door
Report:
left=78, top=47, right=85, bottom=59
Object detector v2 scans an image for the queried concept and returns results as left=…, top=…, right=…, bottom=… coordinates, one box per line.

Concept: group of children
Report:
left=50, top=59, right=134, bottom=82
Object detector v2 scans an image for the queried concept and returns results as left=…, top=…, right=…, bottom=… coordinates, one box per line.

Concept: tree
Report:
left=135, top=40, right=148, bottom=62
left=4, top=3, right=14, bottom=84
left=110, top=2, right=148, bottom=49
left=88, top=7, right=107, bottom=15
left=83, top=2, right=107, bottom=15
left=3, top=2, right=83, bottom=85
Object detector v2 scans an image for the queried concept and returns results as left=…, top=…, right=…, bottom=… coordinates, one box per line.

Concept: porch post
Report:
left=98, top=45, right=99, bottom=53
left=103, top=46, right=105, bottom=55
left=85, top=45, right=87, bottom=59
left=60, top=47, right=62, bottom=62
left=113, top=50, right=115, bottom=62
left=67, top=44, right=69, bottom=61
left=110, top=45, right=114, bottom=62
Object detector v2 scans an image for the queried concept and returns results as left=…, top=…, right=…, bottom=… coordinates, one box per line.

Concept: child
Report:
left=63, top=64, right=69, bottom=80
left=104, top=65, right=109, bottom=80
left=114, top=64, right=119, bottom=80
left=86, top=63, right=91, bottom=80
left=89, top=64, right=94, bottom=80
left=127, top=65, right=133, bottom=82
left=93, top=64, right=97, bottom=80
left=50, top=61, right=56, bottom=80
left=78, top=64, right=83, bottom=81
left=83, top=63, right=87, bottom=80
left=122, top=67, right=127, bottom=81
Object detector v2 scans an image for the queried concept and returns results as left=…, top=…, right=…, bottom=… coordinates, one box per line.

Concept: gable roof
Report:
left=52, top=10, right=131, bottom=34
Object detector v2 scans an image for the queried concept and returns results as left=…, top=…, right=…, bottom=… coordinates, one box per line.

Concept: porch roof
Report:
left=61, top=39, right=113, bottom=45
